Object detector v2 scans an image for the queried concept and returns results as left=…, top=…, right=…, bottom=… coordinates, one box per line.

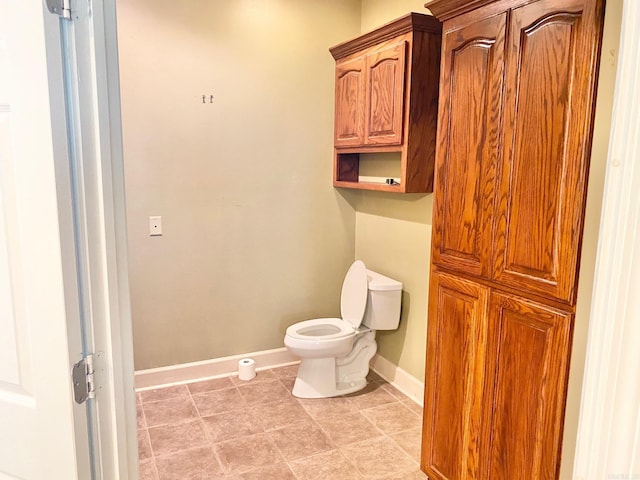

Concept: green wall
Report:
left=355, top=0, right=437, bottom=381
left=118, top=0, right=362, bottom=369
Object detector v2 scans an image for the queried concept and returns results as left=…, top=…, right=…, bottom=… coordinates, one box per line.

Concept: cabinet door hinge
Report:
left=72, top=354, right=95, bottom=404
left=45, top=0, right=71, bottom=19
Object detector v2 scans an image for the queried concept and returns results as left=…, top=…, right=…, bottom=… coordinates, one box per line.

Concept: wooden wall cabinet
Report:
left=422, top=0, right=605, bottom=478
left=330, top=13, right=442, bottom=193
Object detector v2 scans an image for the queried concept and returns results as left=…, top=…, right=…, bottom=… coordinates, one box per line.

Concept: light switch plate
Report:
left=149, top=216, right=162, bottom=236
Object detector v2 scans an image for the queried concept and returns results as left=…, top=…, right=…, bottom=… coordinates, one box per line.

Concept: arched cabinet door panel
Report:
left=364, top=41, right=407, bottom=145
left=492, top=0, right=604, bottom=303
left=334, top=57, right=366, bottom=147
left=481, top=292, right=573, bottom=479
left=432, top=13, right=507, bottom=279
left=422, top=272, right=489, bottom=480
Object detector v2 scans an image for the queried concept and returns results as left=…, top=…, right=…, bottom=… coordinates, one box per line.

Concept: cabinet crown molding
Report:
left=329, top=12, right=441, bottom=60
left=425, top=0, right=501, bottom=21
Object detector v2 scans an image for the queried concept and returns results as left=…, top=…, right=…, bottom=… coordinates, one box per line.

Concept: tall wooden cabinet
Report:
left=421, top=0, right=605, bottom=478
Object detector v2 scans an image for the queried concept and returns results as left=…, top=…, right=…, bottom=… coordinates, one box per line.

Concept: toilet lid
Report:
left=340, top=260, right=368, bottom=329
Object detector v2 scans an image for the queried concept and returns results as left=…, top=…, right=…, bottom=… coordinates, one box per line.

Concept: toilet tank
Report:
left=362, top=269, right=403, bottom=330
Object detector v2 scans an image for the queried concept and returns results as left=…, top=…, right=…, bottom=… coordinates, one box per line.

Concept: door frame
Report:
left=86, top=1, right=138, bottom=477
left=53, top=0, right=137, bottom=477
left=64, top=0, right=639, bottom=477
left=573, top=0, right=640, bottom=477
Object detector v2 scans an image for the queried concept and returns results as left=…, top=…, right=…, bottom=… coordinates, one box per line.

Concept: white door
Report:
left=0, top=2, right=94, bottom=479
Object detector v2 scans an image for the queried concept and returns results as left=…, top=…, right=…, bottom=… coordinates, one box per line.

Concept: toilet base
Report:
left=292, top=358, right=368, bottom=398
left=291, top=332, right=377, bottom=399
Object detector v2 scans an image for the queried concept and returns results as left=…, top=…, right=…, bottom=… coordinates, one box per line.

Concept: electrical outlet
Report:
left=149, top=216, right=162, bottom=236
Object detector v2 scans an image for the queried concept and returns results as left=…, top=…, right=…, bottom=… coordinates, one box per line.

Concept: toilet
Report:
left=284, top=260, right=402, bottom=398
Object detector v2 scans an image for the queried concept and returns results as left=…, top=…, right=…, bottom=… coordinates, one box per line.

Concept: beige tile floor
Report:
left=137, top=365, right=428, bottom=480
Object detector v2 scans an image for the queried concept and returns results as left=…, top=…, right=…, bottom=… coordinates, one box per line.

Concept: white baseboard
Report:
left=134, top=347, right=299, bottom=390
left=370, top=354, right=425, bottom=407
left=134, top=349, right=425, bottom=408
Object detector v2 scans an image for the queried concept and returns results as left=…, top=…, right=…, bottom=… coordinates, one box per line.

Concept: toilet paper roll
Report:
left=238, top=358, right=256, bottom=381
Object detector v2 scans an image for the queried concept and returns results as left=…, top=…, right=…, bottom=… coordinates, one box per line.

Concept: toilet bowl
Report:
left=284, top=260, right=402, bottom=398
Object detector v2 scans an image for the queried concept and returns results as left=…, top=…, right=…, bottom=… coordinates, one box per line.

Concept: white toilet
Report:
left=284, top=260, right=402, bottom=398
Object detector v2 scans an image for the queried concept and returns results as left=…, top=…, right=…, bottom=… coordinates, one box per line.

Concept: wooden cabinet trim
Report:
left=403, top=30, right=441, bottom=192
left=427, top=0, right=543, bottom=21
left=427, top=0, right=498, bottom=21
left=330, top=13, right=441, bottom=60
left=432, top=265, right=576, bottom=312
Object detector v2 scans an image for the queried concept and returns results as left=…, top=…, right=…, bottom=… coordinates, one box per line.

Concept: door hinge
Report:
left=45, top=0, right=71, bottom=19
left=72, top=354, right=95, bottom=404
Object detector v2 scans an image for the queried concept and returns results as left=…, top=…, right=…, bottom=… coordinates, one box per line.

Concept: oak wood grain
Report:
left=492, top=0, right=606, bottom=303
left=331, top=14, right=441, bottom=193
left=481, top=292, right=573, bottom=480
left=427, top=0, right=547, bottom=21
left=404, top=28, right=442, bottom=193
left=365, top=41, right=406, bottom=146
left=432, top=264, right=576, bottom=313
left=422, top=0, right=605, bottom=478
left=330, top=13, right=441, bottom=60
left=431, top=13, right=506, bottom=278
left=422, top=272, right=489, bottom=480
left=334, top=57, right=365, bottom=147
left=334, top=152, right=359, bottom=183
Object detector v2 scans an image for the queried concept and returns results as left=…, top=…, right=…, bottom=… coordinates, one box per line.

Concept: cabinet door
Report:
left=481, top=292, right=572, bottom=479
left=431, top=14, right=506, bottom=278
left=422, top=272, right=489, bottom=480
left=493, top=0, right=604, bottom=302
left=334, top=56, right=365, bottom=147
left=364, top=42, right=406, bottom=145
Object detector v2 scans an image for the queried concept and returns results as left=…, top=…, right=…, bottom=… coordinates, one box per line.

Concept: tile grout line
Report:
left=291, top=380, right=417, bottom=477
left=261, top=422, right=294, bottom=476
left=270, top=371, right=328, bottom=480
left=328, top=395, right=421, bottom=475
left=201, top=372, right=294, bottom=477
left=150, top=456, right=159, bottom=480
left=299, top=397, right=380, bottom=479
left=138, top=393, right=159, bottom=480
left=266, top=369, right=352, bottom=478
left=137, top=367, right=426, bottom=479
left=188, top=383, right=228, bottom=476
left=250, top=370, right=300, bottom=476
left=195, top=396, right=262, bottom=475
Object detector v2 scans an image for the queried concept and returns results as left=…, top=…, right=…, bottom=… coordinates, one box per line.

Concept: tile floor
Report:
left=137, top=365, right=428, bottom=480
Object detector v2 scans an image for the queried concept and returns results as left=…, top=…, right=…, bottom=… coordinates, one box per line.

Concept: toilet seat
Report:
left=285, top=260, right=369, bottom=343
left=286, top=318, right=355, bottom=341
left=340, top=260, right=368, bottom=329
